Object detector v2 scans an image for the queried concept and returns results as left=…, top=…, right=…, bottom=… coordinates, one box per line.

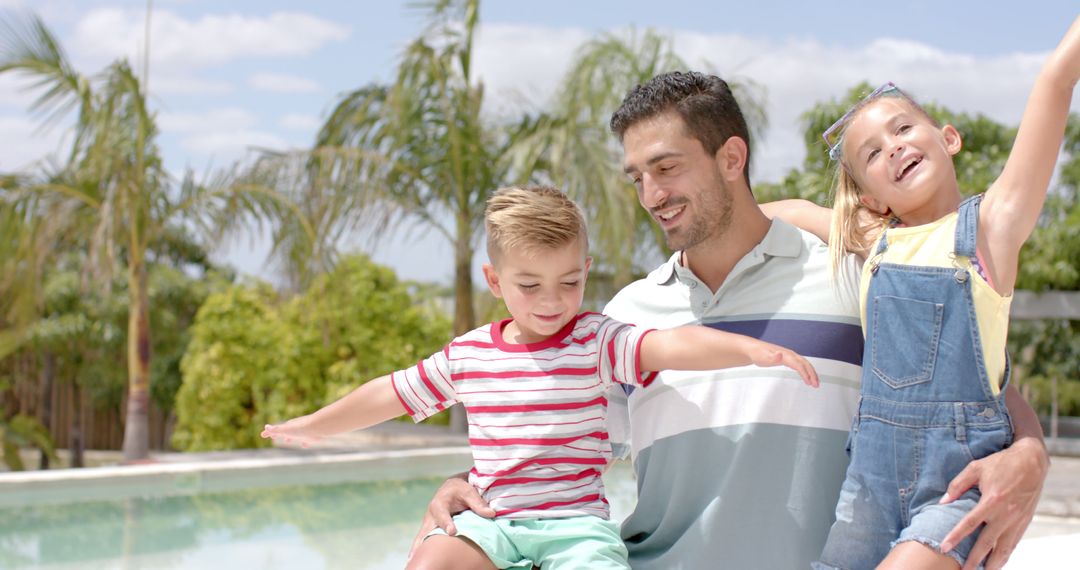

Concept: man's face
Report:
left=621, top=111, right=733, bottom=253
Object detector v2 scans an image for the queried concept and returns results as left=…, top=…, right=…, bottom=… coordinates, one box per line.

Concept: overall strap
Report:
left=953, top=193, right=983, bottom=258
left=874, top=224, right=891, bottom=255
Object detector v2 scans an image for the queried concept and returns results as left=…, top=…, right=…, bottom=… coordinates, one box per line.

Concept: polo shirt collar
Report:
left=649, top=219, right=804, bottom=286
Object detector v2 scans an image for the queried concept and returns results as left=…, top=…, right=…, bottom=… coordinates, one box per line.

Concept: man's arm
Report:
left=939, top=384, right=1049, bottom=570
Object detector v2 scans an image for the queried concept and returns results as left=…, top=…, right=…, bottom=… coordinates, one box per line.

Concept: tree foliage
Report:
left=0, top=11, right=314, bottom=459
left=172, top=254, right=450, bottom=451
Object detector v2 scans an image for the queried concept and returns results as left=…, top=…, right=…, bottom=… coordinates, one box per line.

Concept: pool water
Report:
left=0, top=462, right=638, bottom=569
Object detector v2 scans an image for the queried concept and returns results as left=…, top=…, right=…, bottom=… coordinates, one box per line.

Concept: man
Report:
left=412, top=71, right=1048, bottom=570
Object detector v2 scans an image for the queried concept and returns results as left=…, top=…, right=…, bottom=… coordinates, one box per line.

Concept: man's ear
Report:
left=941, top=124, right=963, bottom=156
left=715, top=136, right=748, bottom=183
left=482, top=263, right=502, bottom=298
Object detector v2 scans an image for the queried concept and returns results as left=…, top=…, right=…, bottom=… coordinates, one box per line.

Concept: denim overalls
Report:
left=816, top=195, right=1014, bottom=569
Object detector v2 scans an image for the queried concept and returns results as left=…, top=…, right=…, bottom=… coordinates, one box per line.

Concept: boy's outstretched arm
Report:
left=638, top=326, right=819, bottom=387
left=760, top=199, right=832, bottom=243
left=983, top=15, right=1080, bottom=290
left=261, top=375, right=406, bottom=447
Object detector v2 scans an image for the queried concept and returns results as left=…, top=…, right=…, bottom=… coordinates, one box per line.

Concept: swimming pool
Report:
left=0, top=448, right=638, bottom=569
left=1, top=447, right=1075, bottom=569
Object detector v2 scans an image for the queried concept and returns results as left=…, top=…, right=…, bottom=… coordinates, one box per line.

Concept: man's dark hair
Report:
left=610, top=71, right=752, bottom=185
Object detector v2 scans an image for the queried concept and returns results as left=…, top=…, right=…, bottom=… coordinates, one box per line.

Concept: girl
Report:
left=767, top=16, right=1080, bottom=570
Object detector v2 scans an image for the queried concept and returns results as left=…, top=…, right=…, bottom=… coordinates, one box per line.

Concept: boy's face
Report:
left=482, top=239, right=591, bottom=344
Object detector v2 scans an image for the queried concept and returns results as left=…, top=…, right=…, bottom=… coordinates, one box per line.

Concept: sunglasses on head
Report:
left=822, top=82, right=904, bottom=162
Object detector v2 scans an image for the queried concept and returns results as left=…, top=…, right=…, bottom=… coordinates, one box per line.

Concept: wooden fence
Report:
left=12, top=373, right=171, bottom=451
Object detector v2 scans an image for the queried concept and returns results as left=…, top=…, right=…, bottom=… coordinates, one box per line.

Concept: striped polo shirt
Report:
left=391, top=312, right=656, bottom=520
left=604, top=220, right=865, bottom=570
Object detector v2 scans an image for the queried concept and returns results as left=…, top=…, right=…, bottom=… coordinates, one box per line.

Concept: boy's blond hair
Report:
left=828, top=92, right=942, bottom=275
left=485, top=185, right=588, bottom=263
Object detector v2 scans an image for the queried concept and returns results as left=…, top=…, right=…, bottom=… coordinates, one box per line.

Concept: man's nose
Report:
left=640, top=174, right=668, bottom=209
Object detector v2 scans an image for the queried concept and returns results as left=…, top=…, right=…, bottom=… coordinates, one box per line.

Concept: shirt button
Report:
left=688, top=281, right=698, bottom=289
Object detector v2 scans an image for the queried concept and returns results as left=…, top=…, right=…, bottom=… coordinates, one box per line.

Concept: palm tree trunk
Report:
left=71, top=379, right=84, bottom=468
left=38, top=351, right=55, bottom=469
left=449, top=216, right=475, bottom=433
left=121, top=258, right=152, bottom=461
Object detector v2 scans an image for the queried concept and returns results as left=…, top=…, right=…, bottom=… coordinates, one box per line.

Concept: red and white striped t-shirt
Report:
left=391, top=312, right=656, bottom=520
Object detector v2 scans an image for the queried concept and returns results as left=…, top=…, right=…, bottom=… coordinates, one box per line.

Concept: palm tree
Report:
left=0, top=12, right=311, bottom=460
left=252, top=0, right=545, bottom=430
left=532, top=31, right=770, bottom=287
left=250, top=2, right=769, bottom=430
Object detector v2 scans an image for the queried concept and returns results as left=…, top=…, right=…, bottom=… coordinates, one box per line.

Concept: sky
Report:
left=2, top=0, right=1079, bottom=285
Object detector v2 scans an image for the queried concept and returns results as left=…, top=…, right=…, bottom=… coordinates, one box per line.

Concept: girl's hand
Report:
left=260, top=416, right=324, bottom=447
left=745, top=342, right=820, bottom=388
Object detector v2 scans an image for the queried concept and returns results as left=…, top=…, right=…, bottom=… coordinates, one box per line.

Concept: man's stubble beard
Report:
left=665, top=173, right=734, bottom=253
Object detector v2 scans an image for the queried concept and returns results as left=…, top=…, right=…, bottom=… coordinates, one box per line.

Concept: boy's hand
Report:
left=260, top=416, right=324, bottom=447
left=746, top=342, right=820, bottom=387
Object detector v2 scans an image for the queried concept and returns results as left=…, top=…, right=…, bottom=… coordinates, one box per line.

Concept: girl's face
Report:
left=841, top=98, right=963, bottom=224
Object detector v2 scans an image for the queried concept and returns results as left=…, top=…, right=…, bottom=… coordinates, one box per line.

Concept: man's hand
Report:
left=407, top=476, right=496, bottom=559
left=939, top=437, right=1049, bottom=570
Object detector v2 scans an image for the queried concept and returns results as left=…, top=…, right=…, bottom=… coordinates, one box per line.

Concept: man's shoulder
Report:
left=761, top=221, right=862, bottom=296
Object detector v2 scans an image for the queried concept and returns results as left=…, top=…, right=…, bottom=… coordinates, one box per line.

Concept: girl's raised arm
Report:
left=983, top=15, right=1080, bottom=289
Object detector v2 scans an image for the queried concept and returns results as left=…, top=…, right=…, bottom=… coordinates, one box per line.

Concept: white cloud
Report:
left=0, top=115, right=68, bottom=172
left=70, top=8, right=350, bottom=70
left=0, top=75, right=41, bottom=109
left=248, top=72, right=320, bottom=94
left=279, top=113, right=320, bottom=131
left=472, top=24, right=591, bottom=115
left=473, top=25, right=1069, bottom=183
left=158, top=107, right=258, bottom=133
left=151, top=75, right=234, bottom=95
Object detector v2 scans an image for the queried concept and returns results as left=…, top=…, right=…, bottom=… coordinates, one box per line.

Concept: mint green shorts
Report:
left=426, top=510, right=628, bottom=569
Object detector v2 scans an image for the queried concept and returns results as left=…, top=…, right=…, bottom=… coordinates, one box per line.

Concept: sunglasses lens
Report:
left=821, top=82, right=900, bottom=161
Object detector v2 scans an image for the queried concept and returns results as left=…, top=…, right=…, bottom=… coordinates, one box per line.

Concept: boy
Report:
left=262, top=185, right=820, bottom=569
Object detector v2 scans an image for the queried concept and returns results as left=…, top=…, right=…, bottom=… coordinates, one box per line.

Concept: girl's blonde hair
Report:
left=829, top=166, right=887, bottom=278
left=826, top=90, right=941, bottom=277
